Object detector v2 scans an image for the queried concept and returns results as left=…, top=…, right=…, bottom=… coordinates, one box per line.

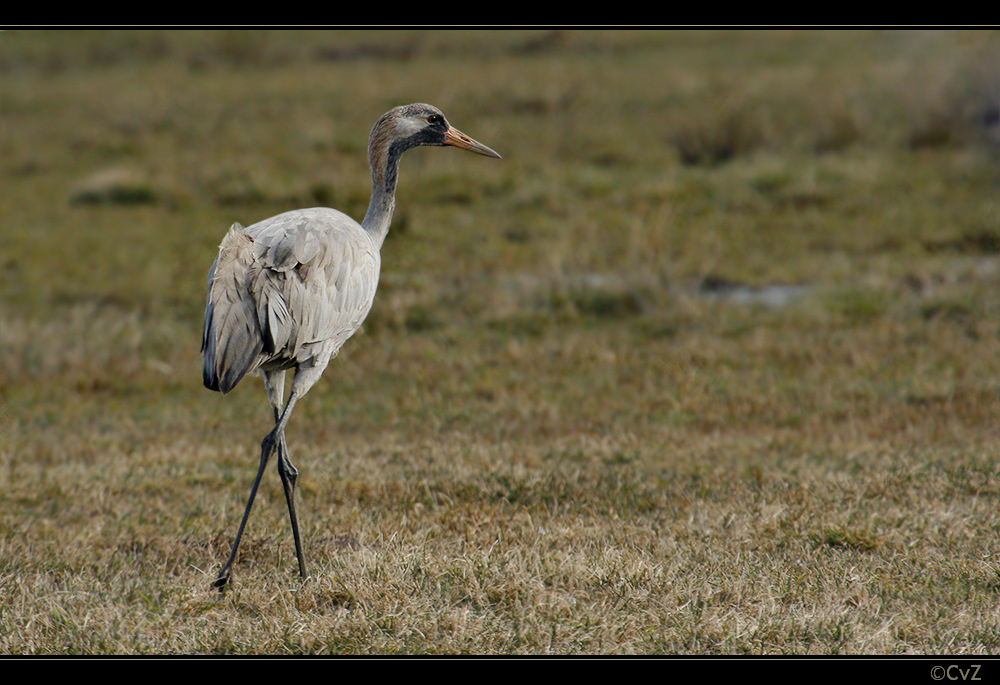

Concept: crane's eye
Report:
left=427, top=114, right=444, bottom=125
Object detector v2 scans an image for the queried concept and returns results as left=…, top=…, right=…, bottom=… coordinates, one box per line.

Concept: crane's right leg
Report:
left=211, top=370, right=287, bottom=591
left=211, top=428, right=278, bottom=590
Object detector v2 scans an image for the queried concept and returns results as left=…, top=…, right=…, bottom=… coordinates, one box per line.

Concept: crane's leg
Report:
left=212, top=423, right=279, bottom=590
left=212, top=365, right=325, bottom=590
left=259, top=366, right=306, bottom=577
left=276, top=433, right=306, bottom=579
left=213, top=370, right=301, bottom=590
left=270, top=362, right=329, bottom=582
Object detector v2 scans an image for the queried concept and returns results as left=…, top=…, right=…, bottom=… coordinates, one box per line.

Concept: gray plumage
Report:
left=202, top=104, right=499, bottom=590
left=202, top=209, right=379, bottom=396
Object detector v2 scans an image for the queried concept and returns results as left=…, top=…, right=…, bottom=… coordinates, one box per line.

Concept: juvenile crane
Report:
left=202, top=103, right=500, bottom=589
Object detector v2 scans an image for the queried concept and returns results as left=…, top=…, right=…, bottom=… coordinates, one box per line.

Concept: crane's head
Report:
left=371, top=103, right=501, bottom=160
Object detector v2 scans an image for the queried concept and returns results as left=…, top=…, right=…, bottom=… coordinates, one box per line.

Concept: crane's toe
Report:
left=212, top=569, right=231, bottom=592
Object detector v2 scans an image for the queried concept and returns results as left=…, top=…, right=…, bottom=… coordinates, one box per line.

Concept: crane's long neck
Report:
left=361, top=125, right=406, bottom=250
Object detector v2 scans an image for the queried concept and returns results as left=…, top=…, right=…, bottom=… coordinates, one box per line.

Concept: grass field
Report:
left=2, top=28, right=1000, bottom=654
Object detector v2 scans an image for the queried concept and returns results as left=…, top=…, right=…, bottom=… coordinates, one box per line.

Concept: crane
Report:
left=201, top=103, right=500, bottom=590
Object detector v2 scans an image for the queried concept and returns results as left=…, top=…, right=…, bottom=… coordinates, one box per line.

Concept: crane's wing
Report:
left=202, top=209, right=380, bottom=394
left=249, top=213, right=380, bottom=358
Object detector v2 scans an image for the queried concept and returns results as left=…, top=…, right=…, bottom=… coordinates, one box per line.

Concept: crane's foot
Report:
left=211, top=567, right=232, bottom=592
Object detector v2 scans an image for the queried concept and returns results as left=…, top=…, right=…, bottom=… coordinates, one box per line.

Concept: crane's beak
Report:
left=443, top=126, right=501, bottom=159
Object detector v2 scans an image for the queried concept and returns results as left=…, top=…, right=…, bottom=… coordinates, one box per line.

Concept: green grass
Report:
left=2, top=28, right=1000, bottom=654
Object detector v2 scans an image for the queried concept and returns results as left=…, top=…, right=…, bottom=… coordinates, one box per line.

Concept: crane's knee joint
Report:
left=261, top=430, right=280, bottom=455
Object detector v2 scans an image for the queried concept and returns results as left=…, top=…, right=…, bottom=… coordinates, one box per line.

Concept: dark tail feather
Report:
left=202, top=303, right=261, bottom=394
left=201, top=222, right=261, bottom=394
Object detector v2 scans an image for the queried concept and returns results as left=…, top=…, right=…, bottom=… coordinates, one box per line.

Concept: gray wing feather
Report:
left=202, top=209, right=380, bottom=394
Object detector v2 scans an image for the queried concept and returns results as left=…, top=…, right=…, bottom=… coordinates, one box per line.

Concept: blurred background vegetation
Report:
left=3, top=29, right=1000, bottom=437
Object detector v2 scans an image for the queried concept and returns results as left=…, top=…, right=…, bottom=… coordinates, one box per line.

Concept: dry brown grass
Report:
left=2, top=28, right=1000, bottom=655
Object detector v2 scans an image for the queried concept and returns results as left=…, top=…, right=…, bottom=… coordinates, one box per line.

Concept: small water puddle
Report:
left=695, top=276, right=812, bottom=309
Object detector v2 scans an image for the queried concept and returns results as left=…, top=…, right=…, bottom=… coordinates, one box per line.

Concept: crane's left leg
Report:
left=272, top=362, right=328, bottom=581
left=263, top=371, right=312, bottom=579
left=276, top=434, right=306, bottom=579
left=264, top=369, right=307, bottom=580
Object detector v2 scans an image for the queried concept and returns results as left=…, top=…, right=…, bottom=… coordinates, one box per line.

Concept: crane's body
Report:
left=201, top=104, right=499, bottom=589
left=203, top=207, right=380, bottom=398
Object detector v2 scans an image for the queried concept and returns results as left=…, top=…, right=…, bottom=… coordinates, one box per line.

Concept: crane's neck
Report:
left=361, top=126, right=407, bottom=250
